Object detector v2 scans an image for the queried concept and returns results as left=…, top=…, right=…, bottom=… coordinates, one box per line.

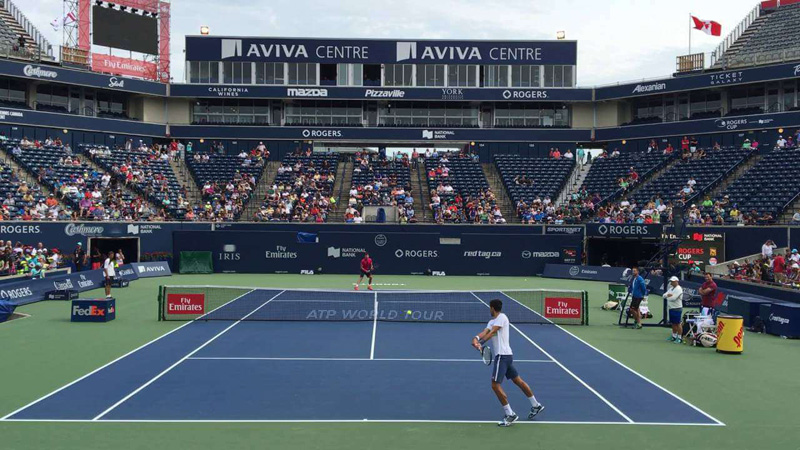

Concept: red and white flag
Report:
left=692, top=16, right=722, bottom=36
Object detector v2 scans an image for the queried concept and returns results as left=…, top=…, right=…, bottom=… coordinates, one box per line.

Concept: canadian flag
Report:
left=692, top=16, right=722, bottom=36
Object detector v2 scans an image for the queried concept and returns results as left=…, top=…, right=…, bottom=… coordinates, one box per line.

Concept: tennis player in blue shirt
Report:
left=472, top=299, right=544, bottom=427
left=628, top=267, right=647, bottom=329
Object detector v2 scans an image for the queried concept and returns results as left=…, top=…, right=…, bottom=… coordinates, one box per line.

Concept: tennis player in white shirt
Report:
left=472, top=299, right=544, bottom=427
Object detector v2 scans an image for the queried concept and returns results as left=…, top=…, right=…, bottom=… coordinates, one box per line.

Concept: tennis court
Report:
left=2, top=288, right=722, bottom=425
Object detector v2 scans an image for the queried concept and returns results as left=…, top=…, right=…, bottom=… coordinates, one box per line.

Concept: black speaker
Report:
left=673, top=204, right=685, bottom=236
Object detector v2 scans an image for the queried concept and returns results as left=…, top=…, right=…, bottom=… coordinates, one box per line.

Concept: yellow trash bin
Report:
left=716, top=314, right=744, bottom=354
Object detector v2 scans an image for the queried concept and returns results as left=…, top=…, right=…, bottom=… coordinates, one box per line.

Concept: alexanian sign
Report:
left=185, top=37, right=577, bottom=65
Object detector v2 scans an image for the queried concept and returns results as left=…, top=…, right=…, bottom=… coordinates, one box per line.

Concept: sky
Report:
left=24, top=0, right=761, bottom=86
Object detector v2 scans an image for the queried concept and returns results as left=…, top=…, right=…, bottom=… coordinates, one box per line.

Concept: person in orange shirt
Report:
left=45, top=194, right=58, bottom=208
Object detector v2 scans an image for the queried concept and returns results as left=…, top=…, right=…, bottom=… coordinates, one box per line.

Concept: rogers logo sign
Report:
left=166, top=293, right=205, bottom=314
left=23, top=65, right=58, bottom=79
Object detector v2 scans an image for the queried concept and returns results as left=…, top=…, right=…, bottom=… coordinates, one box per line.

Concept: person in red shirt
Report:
left=355, top=252, right=374, bottom=291
left=773, top=253, right=787, bottom=283
left=698, top=273, right=718, bottom=313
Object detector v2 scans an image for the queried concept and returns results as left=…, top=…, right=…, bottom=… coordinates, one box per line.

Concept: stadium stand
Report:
left=629, top=146, right=752, bottom=210
left=425, top=152, right=505, bottom=224
left=579, top=149, right=674, bottom=204
left=720, top=2, right=800, bottom=68
left=346, top=151, right=416, bottom=223
left=0, top=0, right=54, bottom=61
left=494, top=154, right=574, bottom=222
left=86, top=144, right=187, bottom=220
left=254, top=151, right=338, bottom=222
left=186, top=153, right=265, bottom=221
left=708, top=147, right=800, bottom=224
left=0, top=149, right=47, bottom=220
left=8, top=140, right=136, bottom=221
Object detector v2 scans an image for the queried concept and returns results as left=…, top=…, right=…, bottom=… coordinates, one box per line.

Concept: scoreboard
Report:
left=669, top=232, right=726, bottom=270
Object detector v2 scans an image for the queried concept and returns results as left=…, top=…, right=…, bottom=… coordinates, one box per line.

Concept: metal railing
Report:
left=1, top=0, right=54, bottom=59
left=711, top=4, right=761, bottom=68
left=722, top=47, right=800, bottom=69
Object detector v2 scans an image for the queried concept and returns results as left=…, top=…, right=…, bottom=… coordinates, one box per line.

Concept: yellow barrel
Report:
left=716, top=315, right=744, bottom=354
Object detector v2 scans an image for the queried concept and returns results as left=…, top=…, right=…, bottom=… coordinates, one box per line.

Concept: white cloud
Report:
left=21, top=0, right=758, bottom=84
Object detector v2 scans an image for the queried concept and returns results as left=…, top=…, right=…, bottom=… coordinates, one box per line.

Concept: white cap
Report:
left=669, top=276, right=680, bottom=282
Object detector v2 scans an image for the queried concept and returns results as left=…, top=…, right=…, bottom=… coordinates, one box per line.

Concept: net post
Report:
left=583, top=290, right=589, bottom=325
left=157, top=285, right=164, bottom=321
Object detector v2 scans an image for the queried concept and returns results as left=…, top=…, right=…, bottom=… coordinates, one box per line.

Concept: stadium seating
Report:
left=87, top=145, right=187, bottom=219
left=0, top=151, right=46, bottom=219
left=495, top=155, right=574, bottom=206
left=725, top=3, right=800, bottom=66
left=630, top=147, right=751, bottom=208
left=186, top=153, right=264, bottom=220
left=255, top=152, right=338, bottom=222
left=348, top=153, right=414, bottom=223
left=710, top=148, right=800, bottom=223
left=580, top=151, right=673, bottom=204
left=425, top=153, right=504, bottom=224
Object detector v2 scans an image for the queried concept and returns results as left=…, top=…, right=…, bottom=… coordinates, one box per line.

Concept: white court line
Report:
left=370, top=291, right=378, bottom=360
left=494, top=291, right=725, bottom=427
left=470, top=293, right=634, bottom=424
left=0, top=418, right=724, bottom=426
left=0, top=288, right=255, bottom=421
left=186, top=357, right=554, bottom=363
left=91, top=289, right=285, bottom=421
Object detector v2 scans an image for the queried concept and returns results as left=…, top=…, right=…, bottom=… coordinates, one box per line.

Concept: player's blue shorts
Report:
left=668, top=308, right=682, bottom=325
left=492, top=354, right=518, bottom=383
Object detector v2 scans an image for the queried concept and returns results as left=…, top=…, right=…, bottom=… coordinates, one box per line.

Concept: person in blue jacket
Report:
left=628, top=267, right=648, bottom=329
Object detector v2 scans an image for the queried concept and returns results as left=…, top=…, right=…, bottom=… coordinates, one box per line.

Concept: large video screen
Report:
left=670, top=232, right=725, bottom=270
left=92, top=5, right=158, bottom=55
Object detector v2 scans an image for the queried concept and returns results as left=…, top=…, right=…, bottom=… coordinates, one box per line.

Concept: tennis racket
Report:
left=480, top=345, right=493, bottom=366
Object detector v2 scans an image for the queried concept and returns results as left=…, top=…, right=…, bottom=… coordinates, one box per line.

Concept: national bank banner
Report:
left=170, top=124, right=590, bottom=142
left=169, top=84, right=592, bottom=102
left=173, top=230, right=581, bottom=276
left=186, top=37, right=577, bottom=65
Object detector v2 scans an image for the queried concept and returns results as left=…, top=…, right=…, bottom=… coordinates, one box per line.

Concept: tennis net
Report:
left=157, top=287, right=589, bottom=325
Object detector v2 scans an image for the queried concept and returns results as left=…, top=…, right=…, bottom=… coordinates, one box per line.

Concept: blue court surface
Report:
left=2, top=289, right=724, bottom=426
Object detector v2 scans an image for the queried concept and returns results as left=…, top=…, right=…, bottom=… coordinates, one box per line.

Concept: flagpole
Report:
left=689, top=13, right=692, bottom=54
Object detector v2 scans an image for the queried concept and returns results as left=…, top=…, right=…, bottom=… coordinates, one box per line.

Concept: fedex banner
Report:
left=91, top=53, right=158, bottom=81
left=186, top=37, right=577, bottom=65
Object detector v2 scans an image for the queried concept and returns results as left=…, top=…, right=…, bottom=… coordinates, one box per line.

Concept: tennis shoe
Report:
left=528, top=404, right=545, bottom=420
left=498, top=414, right=518, bottom=427
left=674, top=338, right=683, bottom=344
left=354, top=285, right=359, bottom=291
left=666, top=336, right=675, bottom=341
left=368, top=285, right=373, bottom=291
left=635, top=323, right=643, bottom=329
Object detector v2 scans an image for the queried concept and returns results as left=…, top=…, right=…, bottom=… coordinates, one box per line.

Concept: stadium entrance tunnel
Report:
left=586, top=237, right=660, bottom=268
left=88, top=237, right=140, bottom=263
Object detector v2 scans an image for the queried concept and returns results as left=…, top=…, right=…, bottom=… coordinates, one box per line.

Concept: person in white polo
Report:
left=103, top=251, right=116, bottom=298
left=663, top=276, right=684, bottom=343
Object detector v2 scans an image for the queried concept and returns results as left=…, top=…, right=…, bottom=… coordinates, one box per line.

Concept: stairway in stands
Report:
left=169, top=157, right=204, bottom=207
left=240, top=161, right=280, bottom=221
left=329, top=160, right=352, bottom=222
left=416, top=160, right=432, bottom=222
left=616, top=156, right=683, bottom=204
left=556, top=162, right=590, bottom=207
left=704, top=152, right=764, bottom=201
left=481, top=163, right=517, bottom=223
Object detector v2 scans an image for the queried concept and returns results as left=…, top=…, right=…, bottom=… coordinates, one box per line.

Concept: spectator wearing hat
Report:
left=663, top=276, right=684, bottom=343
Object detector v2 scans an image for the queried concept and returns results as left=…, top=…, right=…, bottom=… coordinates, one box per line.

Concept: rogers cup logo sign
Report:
left=166, top=293, right=205, bottom=314
left=23, top=65, right=58, bottom=79
left=544, top=297, right=582, bottom=320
